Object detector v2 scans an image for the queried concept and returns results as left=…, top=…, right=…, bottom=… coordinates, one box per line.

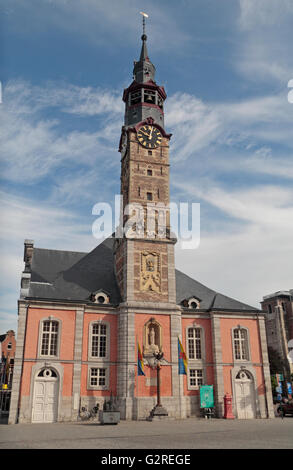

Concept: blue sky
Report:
left=1, top=0, right=293, bottom=333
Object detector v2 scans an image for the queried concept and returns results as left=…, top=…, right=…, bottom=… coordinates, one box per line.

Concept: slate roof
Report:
left=26, top=237, right=259, bottom=312
left=0, top=334, right=6, bottom=343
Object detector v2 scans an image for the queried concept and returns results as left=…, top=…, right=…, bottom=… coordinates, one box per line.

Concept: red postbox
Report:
left=223, top=393, right=235, bottom=419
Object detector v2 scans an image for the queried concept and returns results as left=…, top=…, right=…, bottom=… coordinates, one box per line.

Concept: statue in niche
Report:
left=144, top=321, right=161, bottom=356
left=149, top=327, right=155, bottom=345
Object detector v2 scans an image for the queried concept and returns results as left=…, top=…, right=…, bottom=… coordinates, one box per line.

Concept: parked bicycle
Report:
left=79, top=404, right=99, bottom=421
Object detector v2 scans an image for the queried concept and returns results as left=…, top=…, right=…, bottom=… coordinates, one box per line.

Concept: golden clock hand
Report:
left=140, top=130, right=150, bottom=137
left=148, top=126, right=153, bottom=140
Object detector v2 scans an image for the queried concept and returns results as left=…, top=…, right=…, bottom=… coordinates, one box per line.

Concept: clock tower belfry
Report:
left=115, top=24, right=176, bottom=304
left=114, top=15, right=183, bottom=421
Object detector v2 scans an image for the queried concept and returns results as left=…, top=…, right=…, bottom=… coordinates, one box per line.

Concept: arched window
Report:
left=267, top=304, right=272, bottom=314
left=40, top=320, right=59, bottom=357
left=187, top=327, right=202, bottom=360
left=233, top=328, right=249, bottom=361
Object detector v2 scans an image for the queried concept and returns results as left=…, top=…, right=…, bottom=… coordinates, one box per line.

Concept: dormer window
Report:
left=131, top=90, right=142, bottom=105
left=182, top=297, right=200, bottom=309
left=188, top=298, right=200, bottom=309
left=91, top=292, right=110, bottom=304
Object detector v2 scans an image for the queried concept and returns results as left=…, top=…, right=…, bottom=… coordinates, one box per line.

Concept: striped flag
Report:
left=137, top=342, right=145, bottom=376
left=178, top=337, right=187, bottom=375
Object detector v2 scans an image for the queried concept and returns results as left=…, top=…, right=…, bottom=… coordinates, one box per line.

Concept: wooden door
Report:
left=32, top=369, right=58, bottom=423
left=235, top=371, right=256, bottom=419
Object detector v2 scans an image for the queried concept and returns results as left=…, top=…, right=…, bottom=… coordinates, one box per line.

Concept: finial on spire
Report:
left=140, top=11, right=149, bottom=40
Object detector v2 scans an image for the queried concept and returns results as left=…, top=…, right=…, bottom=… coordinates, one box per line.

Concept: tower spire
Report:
left=122, top=11, right=166, bottom=128
left=140, top=11, right=148, bottom=36
left=133, top=12, right=155, bottom=83
left=139, top=11, right=149, bottom=61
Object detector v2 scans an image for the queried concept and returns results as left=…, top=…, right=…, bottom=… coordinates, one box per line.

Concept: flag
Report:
left=178, top=337, right=187, bottom=375
left=137, top=342, right=145, bottom=376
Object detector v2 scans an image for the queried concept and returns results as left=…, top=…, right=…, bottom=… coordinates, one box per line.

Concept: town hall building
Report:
left=9, top=29, right=274, bottom=424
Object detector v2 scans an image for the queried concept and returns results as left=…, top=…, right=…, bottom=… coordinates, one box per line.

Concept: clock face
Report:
left=137, top=125, right=162, bottom=149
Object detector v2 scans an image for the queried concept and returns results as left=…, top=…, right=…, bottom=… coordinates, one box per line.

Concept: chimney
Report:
left=20, top=239, right=34, bottom=298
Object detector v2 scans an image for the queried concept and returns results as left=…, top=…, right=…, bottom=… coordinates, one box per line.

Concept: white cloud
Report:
left=0, top=190, right=99, bottom=332
left=237, top=0, right=293, bottom=83
left=174, top=181, right=293, bottom=309
left=238, top=0, right=293, bottom=30
left=166, top=90, right=293, bottom=180
left=174, top=181, right=293, bottom=229
left=0, top=190, right=95, bottom=250
left=0, top=80, right=123, bottom=183
left=4, top=0, right=190, bottom=53
left=1, top=77, right=293, bottom=332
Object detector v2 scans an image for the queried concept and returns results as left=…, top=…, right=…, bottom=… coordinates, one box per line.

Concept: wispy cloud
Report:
left=3, top=0, right=190, bottom=53
left=0, top=190, right=98, bottom=332
left=236, top=0, right=293, bottom=83
left=174, top=181, right=293, bottom=308
left=166, top=90, right=293, bottom=187
left=0, top=80, right=123, bottom=183
left=1, top=68, right=293, bottom=332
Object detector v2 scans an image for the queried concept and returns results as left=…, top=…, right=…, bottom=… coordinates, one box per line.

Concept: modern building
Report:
left=9, top=29, right=274, bottom=424
left=261, top=290, right=293, bottom=376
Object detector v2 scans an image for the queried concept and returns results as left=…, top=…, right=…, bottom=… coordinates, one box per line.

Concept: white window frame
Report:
left=87, top=366, right=109, bottom=390
left=187, top=327, right=202, bottom=360
left=188, top=368, right=204, bottom=390
left=38, top=317, right=61, bottom=358
left=88, top=320, right=110, bottom=361
left=232, top=326, right=251, bottom=362
left=185, top=323, right=206, bottom=391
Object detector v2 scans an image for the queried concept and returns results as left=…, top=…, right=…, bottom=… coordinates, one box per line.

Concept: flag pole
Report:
left=136, top=335, right=139, bottom=420
left=178, top=336, right=183, bottom=419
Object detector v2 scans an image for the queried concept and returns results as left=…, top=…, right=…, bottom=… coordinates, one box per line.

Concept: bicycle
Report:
left=79, top=405, right=99, bottom=421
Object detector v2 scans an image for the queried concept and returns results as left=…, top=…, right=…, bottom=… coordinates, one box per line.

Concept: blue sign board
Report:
left=287, top=383, right=292, bottom=394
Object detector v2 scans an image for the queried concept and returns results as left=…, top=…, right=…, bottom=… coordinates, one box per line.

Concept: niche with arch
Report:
left=143, top=318, right=162, bottom=356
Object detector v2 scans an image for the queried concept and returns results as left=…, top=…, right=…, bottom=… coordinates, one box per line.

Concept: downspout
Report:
left=15, top=302, right=29, bottom=423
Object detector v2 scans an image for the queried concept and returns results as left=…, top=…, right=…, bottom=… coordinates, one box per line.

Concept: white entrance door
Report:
left=235, top=371, right=256, bottom=419
left=32, top=369, right=58, bottom=423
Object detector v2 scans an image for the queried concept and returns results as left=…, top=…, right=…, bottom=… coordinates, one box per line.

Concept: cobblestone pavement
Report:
left=0, top=416, right=292, bottom=449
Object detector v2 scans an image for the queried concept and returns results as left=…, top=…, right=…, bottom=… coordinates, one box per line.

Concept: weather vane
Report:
left=140, top=11, right=149, bottom=36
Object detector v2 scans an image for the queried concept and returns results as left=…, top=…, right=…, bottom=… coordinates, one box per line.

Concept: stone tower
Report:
left=114, top=27, right=182, bottom=419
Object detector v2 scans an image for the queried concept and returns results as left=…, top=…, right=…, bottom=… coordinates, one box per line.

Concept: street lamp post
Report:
left=149, top=351, right=168, bottom=419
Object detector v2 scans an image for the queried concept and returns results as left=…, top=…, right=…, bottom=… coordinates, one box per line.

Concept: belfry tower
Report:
left=114, top=16, right=183, bottom=419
